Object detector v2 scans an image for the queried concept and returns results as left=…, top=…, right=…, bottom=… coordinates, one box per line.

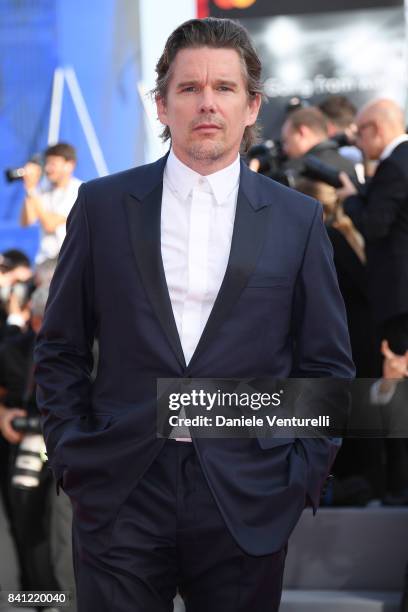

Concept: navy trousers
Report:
left=72, top=439, right=287, bottom=612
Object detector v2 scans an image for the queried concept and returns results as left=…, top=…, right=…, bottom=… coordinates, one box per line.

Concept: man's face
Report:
left=0, top=265, right=32, bottom=310
left=355, top=113, right=383, bottom=160
left=156, top=47, right=261, bottom=172
left=0, top=265, right=32, bottom=288
left=281, top=120, right=307, bottom=159
left=44, top=155, right=74, bottom=185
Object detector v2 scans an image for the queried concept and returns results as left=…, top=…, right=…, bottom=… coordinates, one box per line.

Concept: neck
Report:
left=53, top=175, right=72, bottom=189
left=306, top=135, right=326, bottom=152
left=385, top=131, right=406, bottom=146
left=172, top=146, right=239, bottom=176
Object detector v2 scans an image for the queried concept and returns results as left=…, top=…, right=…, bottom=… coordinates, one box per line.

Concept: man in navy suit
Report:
left=34, top=17, right=354, bottom=612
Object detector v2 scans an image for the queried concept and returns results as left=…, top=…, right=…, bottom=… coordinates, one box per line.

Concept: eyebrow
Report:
left=175, top=79, right=239, bottom=90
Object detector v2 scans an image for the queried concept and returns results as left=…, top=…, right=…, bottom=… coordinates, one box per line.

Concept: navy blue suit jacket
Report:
left=34, top=155, right=354, bottom=556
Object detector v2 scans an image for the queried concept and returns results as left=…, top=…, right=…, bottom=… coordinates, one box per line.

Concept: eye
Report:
left=217, top=86, right=232, bottom=92
left=181, top=86, right=197, bottom=93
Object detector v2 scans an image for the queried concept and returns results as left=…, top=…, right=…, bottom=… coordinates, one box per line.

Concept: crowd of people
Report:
left=0, top=142, right=80, bottom=611
left=276, top=95, right=408, bottom=506
left=0, top=91, right=407, bottom=609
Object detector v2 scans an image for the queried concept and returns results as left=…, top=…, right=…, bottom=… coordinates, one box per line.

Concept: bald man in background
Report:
left=338, top=99, right=408, bottom=356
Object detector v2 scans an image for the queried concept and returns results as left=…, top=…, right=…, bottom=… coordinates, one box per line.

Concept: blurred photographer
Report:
left=0, top=280, right=76, bottom=611
left=319, top=95, right=357, bottom=144
left=0, top=250, right=33, bottom=344
left=0, top=285, right=59, bottom=598
left=281, top=106, right=358, bottom=183
left=20, top=143, right=82, bottom=264
left=319, top=95, right=364, bottom=183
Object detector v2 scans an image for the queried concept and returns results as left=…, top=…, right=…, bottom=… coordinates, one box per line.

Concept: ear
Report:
left=245, top=93, right=262, bottom=127
left=156, top=95, right=168, bottom=126
left=298, top=124, right=309, bottom=139
left=326, top=121, right=337, bottom=138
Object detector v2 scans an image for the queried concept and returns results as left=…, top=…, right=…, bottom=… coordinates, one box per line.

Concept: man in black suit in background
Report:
left=35, top=18, right=354, bottom=612
left=338, top=98, right=408, bottom=355
left=338, top=99, right=408, bottom=508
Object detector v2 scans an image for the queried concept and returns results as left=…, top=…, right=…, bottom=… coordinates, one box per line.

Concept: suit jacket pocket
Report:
left=78, top=413, right=114, bottom=433
left=50, top=414, right=114, bottom=496
left=50, top=463, right=66, bottom=496
left=54, top=413, right=114, bottom=468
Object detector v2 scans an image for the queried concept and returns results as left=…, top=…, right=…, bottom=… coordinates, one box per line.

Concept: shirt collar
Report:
left=380, top=134, right=408, bottom=161
left=164, top=148, right=240, bottom=205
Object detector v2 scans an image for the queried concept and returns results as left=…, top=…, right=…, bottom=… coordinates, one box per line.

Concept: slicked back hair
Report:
left=153, top=17, right=264, bottom=152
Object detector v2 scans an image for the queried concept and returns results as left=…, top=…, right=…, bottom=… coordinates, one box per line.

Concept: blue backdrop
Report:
left=0, top=0, right=143, bottom=261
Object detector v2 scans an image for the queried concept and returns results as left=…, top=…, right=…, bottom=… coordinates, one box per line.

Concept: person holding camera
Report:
left=0, top=250, right=33, bottom=343
left=319, top=95, right=357, bottom=143
left=20, top=143, right=82, bottom=264
left=281, top=106, right=358, bottom=183
left=0, top=279, right=77, bottom=612
left=0, top=285, right=60, bottom=602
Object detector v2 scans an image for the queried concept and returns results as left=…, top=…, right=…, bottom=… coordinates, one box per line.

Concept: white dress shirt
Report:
left=379, top=134, right=408, bottom=161
left=161, top=149, right=240, bottom=440
left=161, top=149, right=240, bottom=364
left=36, top=176, right=82, bottom=264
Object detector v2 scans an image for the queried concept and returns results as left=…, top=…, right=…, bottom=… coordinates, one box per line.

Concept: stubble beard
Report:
left=187, top=139, right=226, bottom=164
left=186, top=116, right=228, bottom=164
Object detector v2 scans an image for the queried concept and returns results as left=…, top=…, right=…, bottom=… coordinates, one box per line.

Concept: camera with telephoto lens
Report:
left=298, top=155, right=345, bottom=188
left=0, top=278, right=36, bottom=309
left=4, top=153, right=43, bottom=183
left=247, top=142, right=357, bottom=190
left=247, top=140, right=289, bottom=183
left=10, top=416, right=45, bottom=489
left=5, top=167, right=26, bottom=182
left=11, top=415, right=42, bottom=434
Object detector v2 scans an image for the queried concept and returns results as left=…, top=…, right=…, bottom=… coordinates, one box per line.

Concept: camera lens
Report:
left=4, top=167, right=25, bottom=183
left=11, top=433, right=46, bottom=489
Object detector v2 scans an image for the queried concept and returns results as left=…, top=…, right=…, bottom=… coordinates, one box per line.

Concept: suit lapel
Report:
left=124, top=176, right=186, bottom=369
left=187, top=164, right=270, bottom=370
left=123, top=155, right=270, bottom=373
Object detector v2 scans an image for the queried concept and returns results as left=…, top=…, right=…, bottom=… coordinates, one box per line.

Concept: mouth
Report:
left=193, top=124, right=222, bottom=132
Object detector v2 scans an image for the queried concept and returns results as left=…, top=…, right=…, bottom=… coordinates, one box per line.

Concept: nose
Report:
left=198, top=86, right=216, bottom=113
